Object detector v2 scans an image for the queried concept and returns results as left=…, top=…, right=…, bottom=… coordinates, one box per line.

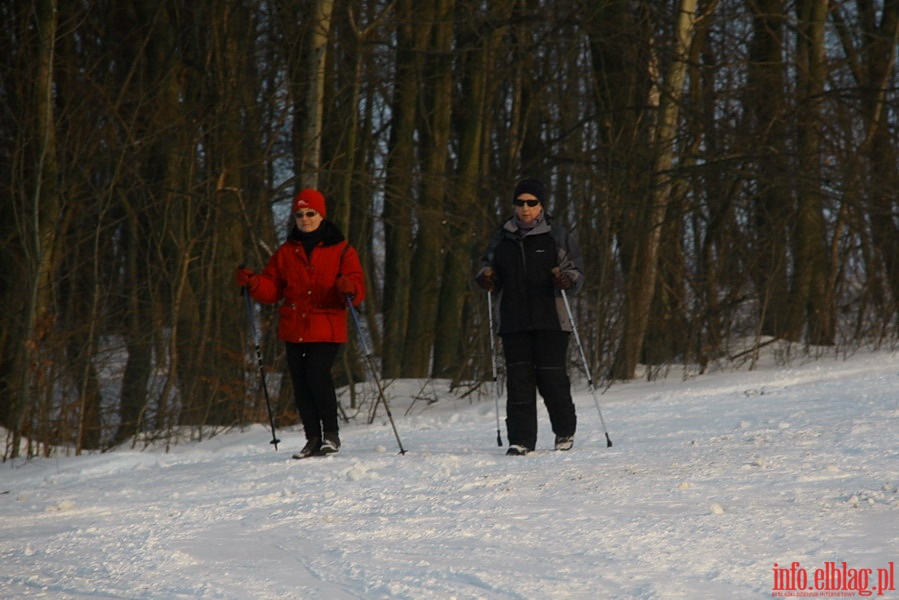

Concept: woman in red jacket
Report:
left=236, top=189, right=366, bottom=458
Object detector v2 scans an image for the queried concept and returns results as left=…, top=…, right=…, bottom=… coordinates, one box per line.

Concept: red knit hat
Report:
left=293, top=188, right=326, bottom=218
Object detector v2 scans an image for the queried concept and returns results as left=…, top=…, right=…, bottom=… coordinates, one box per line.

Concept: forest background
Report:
left=2, top=0, right=897, bottom=458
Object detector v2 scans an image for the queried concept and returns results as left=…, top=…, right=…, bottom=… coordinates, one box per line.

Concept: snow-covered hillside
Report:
left=2, top=350, right=898, bottom=599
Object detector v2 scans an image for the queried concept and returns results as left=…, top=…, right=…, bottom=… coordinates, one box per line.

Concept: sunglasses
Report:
left=513, top=199, right=541, bottom=207
left=295, top=211, right=318, bottom=219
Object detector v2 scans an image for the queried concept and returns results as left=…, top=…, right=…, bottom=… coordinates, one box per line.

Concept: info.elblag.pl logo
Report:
left=772, top=561, right=895, bottom=597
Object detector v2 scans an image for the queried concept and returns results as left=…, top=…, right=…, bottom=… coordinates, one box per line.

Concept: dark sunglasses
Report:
left=295, top=211, right=318, bottom=219
left=513, top=199, right=541, bottom=207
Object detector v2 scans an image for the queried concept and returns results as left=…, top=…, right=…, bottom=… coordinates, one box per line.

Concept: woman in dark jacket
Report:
left=475, top=179, right=585, bottom=455
left=236, top=189, right=366, bottom=458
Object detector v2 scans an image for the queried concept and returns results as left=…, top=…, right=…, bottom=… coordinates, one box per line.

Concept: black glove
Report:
left=552, top=271, right=573, bottom=290
left=476, top=269, right=495, bottom=292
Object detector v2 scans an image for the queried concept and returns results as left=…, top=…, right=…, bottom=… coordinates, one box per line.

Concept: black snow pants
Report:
left=285, top=341, right=341, bottom=440
left=501, top=329, right=577, bottom=450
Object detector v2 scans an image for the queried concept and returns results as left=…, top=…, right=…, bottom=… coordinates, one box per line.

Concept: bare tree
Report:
left=788, top=0, right=835, bottom=345
left=5, top=0, right=63, bottom=457
left=433, top=0, right=516, bottom=380
left=5, top=0, right=899, bottom=458
left=381, top=0, right=426, bottom=378
left=402, top=0, right=454, bottom=377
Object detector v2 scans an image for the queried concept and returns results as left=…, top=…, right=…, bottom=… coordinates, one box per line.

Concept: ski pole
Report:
left=486, top=288, right=503, bottom=447
left=346, top=297, right=406, bottom=454
left=242, top=284, right=280, bottom=450
left=553, top=268, right=613, bottom=447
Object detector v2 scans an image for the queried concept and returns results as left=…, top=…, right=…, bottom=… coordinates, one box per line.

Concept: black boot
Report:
left=554, top=435, right=574, bottom=451
left=506, top=444, right=530, bottom=456
left=292, top=437, right=321, bottom=459
left=320, top=431, right=341, bottom=454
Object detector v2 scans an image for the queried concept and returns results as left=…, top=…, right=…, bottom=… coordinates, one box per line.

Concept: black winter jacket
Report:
left=477, top=213, right=584, bottom=335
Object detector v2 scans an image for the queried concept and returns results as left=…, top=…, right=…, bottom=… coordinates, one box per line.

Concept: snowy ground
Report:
left=2, top=349, right=898, bottom=599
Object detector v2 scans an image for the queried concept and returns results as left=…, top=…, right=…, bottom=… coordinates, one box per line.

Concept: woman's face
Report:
left=295, top=209, right=323, bottom=233
left=513, top=193, right=542, bottom=223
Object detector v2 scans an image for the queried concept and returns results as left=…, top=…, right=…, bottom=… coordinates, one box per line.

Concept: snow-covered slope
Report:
left=2, top=351, right=897, bottom=599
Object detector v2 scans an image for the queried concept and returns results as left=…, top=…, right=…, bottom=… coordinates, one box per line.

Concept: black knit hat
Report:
left=512, top=178, right=545, bottom=204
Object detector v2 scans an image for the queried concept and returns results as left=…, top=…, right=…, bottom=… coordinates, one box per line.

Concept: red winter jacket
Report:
left=248, top=222, right=366, bottom=344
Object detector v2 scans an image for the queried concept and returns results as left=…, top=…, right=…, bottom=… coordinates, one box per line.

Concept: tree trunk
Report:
left=844, top=1, right=899, bottom=326
left=586, top=1, right=654, bottom=380
left=404, top=0, right=453, bottom=376
left=433, top=0, right=516, bottom=380
left=789, top=0, right=834, bottom=345
left=299, top=0, right=334, bottom=188
left=115, top=210, right=153, bottom=445
left=746, top=0, right=792, bottom=339
left=203, top=1, right=261, bottom=426
left=613, top=0, right=699, bottom=379
left=9, top=0, right=62, bottom=457
left=382, top=0, right=427, bottom=378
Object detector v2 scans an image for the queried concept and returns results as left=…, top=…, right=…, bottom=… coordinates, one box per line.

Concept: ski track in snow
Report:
left=2, top=352, right=898, bottom=599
